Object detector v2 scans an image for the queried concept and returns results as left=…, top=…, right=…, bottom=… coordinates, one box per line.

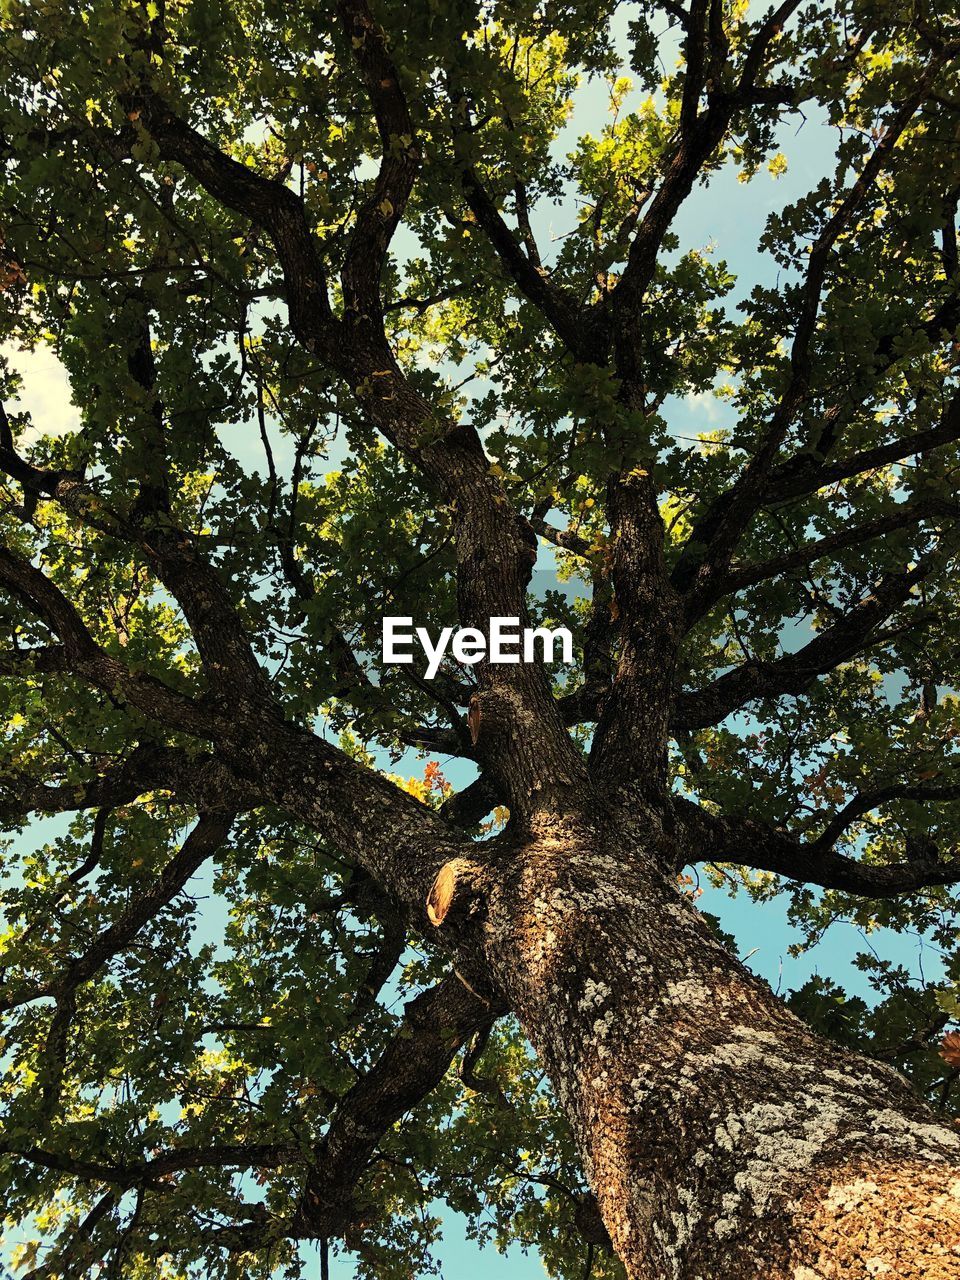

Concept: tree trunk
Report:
left=482, top=817, right=960, bottom=1280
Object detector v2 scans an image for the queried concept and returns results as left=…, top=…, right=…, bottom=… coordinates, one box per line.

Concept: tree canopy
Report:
left=2, top=1, right=960, bottom=1277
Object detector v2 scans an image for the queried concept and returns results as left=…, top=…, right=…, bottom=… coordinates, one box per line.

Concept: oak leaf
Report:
left=939, top=1031, right=960, bottom=1068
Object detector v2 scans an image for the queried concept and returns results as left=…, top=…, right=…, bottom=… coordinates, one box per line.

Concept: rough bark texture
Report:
left=475, top=817, right=960, bottom=1280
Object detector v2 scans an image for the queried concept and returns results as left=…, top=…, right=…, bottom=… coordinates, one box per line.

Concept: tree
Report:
left=2, top=0, right=960, bottom=1275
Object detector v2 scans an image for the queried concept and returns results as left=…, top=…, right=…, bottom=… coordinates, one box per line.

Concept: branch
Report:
left=529, top=515, right=592, bottom=557
left=0, top=1140, right=300, bottom=1187
left=1, top=812, right=236, bottom=1119
left=336, top=0, right=421, bottom=322
left=655, top=0, right=694, bottom=31
left=0, top=644, right=69, bottom=676
left=702, top=494, right=960, bottom=607
left=2, top=432, right=508, bottom=944
left=132, top=66, right=585, bottom=821
left=21, top=1188, right=118, bottom=1280
left=674, top=278, right=960, bottom=616
left=128, top=91, right=333, bottom=349
left=0, top=531, right=484, bottom=933
left=672, top=66, right=942, bottom=604
left=587, top=5, right=809, bottom=791
left=612, top=1, right=803, bottom=389
left=1, top=811, right=235, bottom=1019
left=764, top=385, right=960, bottom=508
left=439, top=774, right=501, bottom=828
left=119, top=313, right=276, bottom=706
left=675, top=796, right=960, bottom=897
left=292, top=974, right=498, bottom=1238
left=679, top=1, right=709, bottom=139
left=0, top=543, right=214, bottom=737
left=453, top=145, right=599, bottom=360
left=813, top=773, right=960, bottom=852
left=4, top=382, right=272, bottom=709
left=587, top=468, right=678, bottom=790
left=673, top=550, right=945, bottom=730
left=3, top=974, right=500, bottom=1258
left=1, top=741, right=254, bottom=832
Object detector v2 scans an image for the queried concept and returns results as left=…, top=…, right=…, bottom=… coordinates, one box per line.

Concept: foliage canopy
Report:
left=2, top=0, right=960, bottom=1276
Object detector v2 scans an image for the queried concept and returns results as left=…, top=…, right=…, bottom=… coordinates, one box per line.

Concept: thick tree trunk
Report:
left=482, top=817, right=960, bottom=1279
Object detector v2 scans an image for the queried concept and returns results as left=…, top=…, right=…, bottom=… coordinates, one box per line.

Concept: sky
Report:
left=1, top=7, right=952, bottom=1280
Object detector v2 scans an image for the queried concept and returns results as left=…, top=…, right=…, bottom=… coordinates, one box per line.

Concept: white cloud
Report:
left=2, top=342, right=79, bottom=440
left=682, top=390, right=725, bottom=425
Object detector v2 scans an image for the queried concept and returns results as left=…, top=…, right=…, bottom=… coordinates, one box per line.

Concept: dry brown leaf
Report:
left=938, top=1030, right=960, bottom=1068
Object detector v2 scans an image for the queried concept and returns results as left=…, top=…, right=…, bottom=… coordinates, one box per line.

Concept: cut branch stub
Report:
left=467, top=697, right=482, bottom=746
left=426, top=857, right=487, bottom=927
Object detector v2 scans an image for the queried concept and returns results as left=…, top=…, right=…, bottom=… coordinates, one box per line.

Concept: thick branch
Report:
left=128, top=91, right=333, bottom=346
left=1, top=810, right=235, bottom=1017
left=0, top=543, right=214, bottom=736
left=3, top=973, right=500, bottom=1258
left=336, top=0, right=420, bottom=321
left=0, top=644, right=70, bottom=676
left=454, top=153, right=599, bottom=360
left=676, top=797, right=960, bottom=897
left=673, top=553, right=943, bottom=730
left=292, top=974, right=497, bottom=1238
left=132, top=64, right=586, bottom=820
left=439, top=774, right=501, bottom=828
left=703, top=495, right=960, bottom=606
left=0, top=742, right=206, bottom=828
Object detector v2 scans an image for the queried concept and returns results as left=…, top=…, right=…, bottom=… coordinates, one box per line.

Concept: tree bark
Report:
left=477, top=817, right=960, bottom=1280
